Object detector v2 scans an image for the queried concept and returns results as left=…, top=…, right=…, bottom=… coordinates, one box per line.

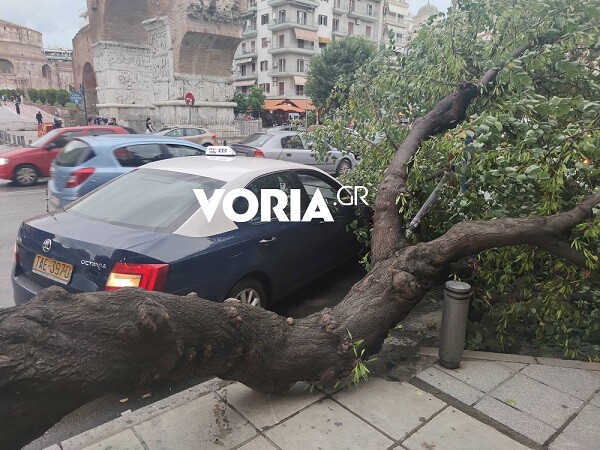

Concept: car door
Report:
left=293, top=170, right=358, bottom=268
left=183, top=128, right=203, bottom=145
left=277, top=133, right=315, bottom=166
left=240, top=171, right=320, bottom=297
left=301, top=134, right=337, bottom=172
left=109, top=143, right=167, bottom=185
left=163, top=143, right=204, bottom=157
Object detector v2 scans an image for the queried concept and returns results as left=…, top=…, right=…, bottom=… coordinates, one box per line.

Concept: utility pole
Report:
left=80, top=82, right=88, bottom=123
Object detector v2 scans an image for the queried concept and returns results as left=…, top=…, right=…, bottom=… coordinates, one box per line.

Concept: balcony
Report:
left=268, top=0, right=319, bottom=8
left=268, top=43, right=317, bottom=56
left=268, top=18, right=318, bottom=32
left=234, top=50, right=258, bottom=60
left=242, top=27, right=258, bottom=37
left=332, top=28, right=348, bottom=37
left=267, top=69, right=307, bottom=78
left=233, top=71, right=258, bottom=81
left=348, top=7, right=379, bottom=22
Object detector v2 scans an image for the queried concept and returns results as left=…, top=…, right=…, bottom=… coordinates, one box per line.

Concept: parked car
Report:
left=0, top=126, right=133, bottom=186
left=153, top=126, right=218, bottom=147
left=231, top=131, right=357, bottom=176
left=14, top=154, right=365, bottom=307
left=48, top=135, right=205, bottom=208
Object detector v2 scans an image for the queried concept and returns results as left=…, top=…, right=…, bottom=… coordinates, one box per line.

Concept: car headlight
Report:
left=0, top=158, right=9, bottom=165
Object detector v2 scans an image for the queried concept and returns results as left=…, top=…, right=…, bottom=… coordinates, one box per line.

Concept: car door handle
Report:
left=286, top=153, right=291, bottom=157
left=259, top=237, right=277, bottom=245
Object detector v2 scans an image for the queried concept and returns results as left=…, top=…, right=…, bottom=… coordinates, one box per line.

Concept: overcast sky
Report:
left=1, top=0, right=452, bottom=49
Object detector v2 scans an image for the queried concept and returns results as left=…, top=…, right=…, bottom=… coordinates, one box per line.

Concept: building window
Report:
left=251, top=62, right=256, bottom=72
left=261, top=13, right=269, bottom=25
left=279, top=82, right=285, bottom=95
left=278, top=10, right=286, bottom=22
left=366, top=26, right=371, bottom=38
left=348, top=22, right=354, bottom=35
left=367, top=4, right=373, bottom=15
left=251, top=41, right=256, bottom=52
left=318, top=15, right=327, bottom=26
left=296, top=85, right=304, bottom=96
left=334, top=0, right=341, bottom=7
left=241, top=86, right=248, bottom=94
left=332, top=18, right=339, bottom=32
left=297, top=59, right=305, bottom=72
left=240, top=65, right=247, bottom=76
left=278, top=34, right=285, bottom=47
left=278, top=58, right=286, bottom=72
left=297, top=11, right=307, bottom=24
left=349, top=0, right=355, bottom=12
left=241, top=42, right=247, bottom=52
left=262, top=37, right=268, bottom=48
left=261, top=83, right=271, bottom=93
left=260, top=60, right=268, bottom=71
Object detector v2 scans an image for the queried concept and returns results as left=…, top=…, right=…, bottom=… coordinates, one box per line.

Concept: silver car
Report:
left=231, top=131, right=356, bottom=176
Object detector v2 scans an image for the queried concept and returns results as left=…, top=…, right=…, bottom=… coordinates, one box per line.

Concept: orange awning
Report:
left=318, top=36, right=331, bottom=44
left=264, top=98, right=315, bottom=112
left=294, top=28, right=318, bottom=42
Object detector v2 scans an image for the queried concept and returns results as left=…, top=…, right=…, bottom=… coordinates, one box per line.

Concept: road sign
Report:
left=184, top=92, right=195, bottom=107
left=69, top=91, right=84, bottom=105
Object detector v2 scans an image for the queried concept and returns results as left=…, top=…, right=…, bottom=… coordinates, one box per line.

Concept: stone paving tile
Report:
left=591, top=392, right=600, bottom=407
left=474, top=396, right=556, bottom=445
left=521, top=364, right=600, bottom=400
left=416, top=366, right=484, bottom=405
left=216, top=382, right=323, bottom=431
left=535, top=357, right=600, bottom=372
left=134, top=392, right=256, bottom=450
left=42, top=446, right=61, bottom=450
left=491, top=374, right=582, bottom=428
left=237, top=435, right=278, bottom=450
left=402, top=407, right=529, bottom=450
left=81, top=430, right=144, bottom=450
left=548, top=404, right=600, bottom=450
left=264, top=399, right=393, bottom=449
left=462, top=350, right=537, bottom=364
left=496, top=361, right=527, bottom=373
left=549, top=433, right=596, bottom=450
left=437, top=360, right=515, bottom=392
left=333, top=377, right=446, bottom=440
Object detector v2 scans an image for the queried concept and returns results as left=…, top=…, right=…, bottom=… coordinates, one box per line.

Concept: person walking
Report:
left=145, top=117, right=155, bottom=134
left=36, top=111, right=43, bottom=125
left=108, top=117, right=117, bottom=126
left=15, top=100, right=20, bottom=115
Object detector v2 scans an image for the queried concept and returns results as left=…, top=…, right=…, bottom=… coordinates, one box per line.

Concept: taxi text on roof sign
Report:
left=205, top=146, right=236, bottom=156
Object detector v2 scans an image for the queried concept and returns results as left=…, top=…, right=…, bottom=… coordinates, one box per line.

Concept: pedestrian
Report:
left=87, top=117, right=94, bottom=126
left=108, top=117, right=117, bottom=126
left=15, top=100, right=20, bottom=115
left=53, top=115, right=63, bottom=129
left=145, top=117, right=155, bottom=134
left=36, top=111, right=43, bottom=125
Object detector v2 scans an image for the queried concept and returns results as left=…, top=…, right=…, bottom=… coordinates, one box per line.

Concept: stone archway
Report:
left=82, top=62, right=98, bottom=113
left=178, top=31, right=241, bottom=77
left=0, top=59, right=14, bottom=74
left=42, top=64, right=51, bottom=78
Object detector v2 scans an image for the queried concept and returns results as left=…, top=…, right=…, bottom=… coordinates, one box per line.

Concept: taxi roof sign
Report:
left=205, top=146, right=236, bottom=156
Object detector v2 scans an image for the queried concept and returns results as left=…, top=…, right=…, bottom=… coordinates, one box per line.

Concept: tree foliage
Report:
left=306, top=36, right=377, bottom=109
left=247, top=86, right=266, bottom=118
left=232, top=91, right=248, bottom=116
left=319, top=0, right=600, bottom=358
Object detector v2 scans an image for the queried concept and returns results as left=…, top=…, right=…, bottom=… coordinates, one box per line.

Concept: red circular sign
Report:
left=184, top=92, right=195, bottom=106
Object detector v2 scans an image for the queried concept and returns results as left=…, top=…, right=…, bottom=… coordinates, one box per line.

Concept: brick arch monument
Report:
left=72, top=0, right=244, bottom=126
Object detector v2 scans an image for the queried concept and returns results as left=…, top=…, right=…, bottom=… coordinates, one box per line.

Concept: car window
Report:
left=113, top=144, right=165, bottom=167
left=165, top=144, right=204, bottom=157
left=55, top=140, right=96, bottom=167
left=166, top=129, right=184, bottom=137
left=185, top=128, right=202, bottom=136
left=89, top=129, right=115, bottom=136
left=68, top=168, right=225, bottom=231
left=296, top=172, right=340, bottom=211
left=238, top=133, right=272, bottom=146
left=239, top=172, right=295, bottom=222
left=281, top=135, right=304, bottom=149
left=52, top=131, right=84, bottom=149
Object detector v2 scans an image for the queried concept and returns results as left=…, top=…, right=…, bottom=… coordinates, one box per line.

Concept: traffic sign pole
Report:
left=80, top=82, right=88, bottom=124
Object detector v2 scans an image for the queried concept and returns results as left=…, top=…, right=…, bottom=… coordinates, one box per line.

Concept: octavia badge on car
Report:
left=42, top=239, right=52, bottom=253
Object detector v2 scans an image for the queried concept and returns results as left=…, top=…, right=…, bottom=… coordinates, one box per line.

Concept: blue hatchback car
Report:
left=13, top=155, right=365, bottom=307
left=48, top=135, right=205, bottom=208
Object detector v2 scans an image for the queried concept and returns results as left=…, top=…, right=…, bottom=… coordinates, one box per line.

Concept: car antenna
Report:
left=45, top=185, right=50, bottom=213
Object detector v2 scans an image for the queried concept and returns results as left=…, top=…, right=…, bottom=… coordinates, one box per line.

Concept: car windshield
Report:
left=67, top=168, right=225, bottom=231
left=238, top=133, right=273, bottom=146
left=29, top=129, right=62, bottom=147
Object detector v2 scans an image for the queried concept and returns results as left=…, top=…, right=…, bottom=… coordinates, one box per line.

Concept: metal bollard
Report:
left=438, top=280, right=472, bottom=369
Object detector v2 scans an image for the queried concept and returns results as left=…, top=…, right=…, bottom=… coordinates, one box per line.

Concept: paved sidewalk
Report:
left=41, top=350, right=600, bottom=450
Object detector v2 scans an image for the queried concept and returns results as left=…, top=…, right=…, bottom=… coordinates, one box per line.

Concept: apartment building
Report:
left=382, top=0, right=412, bottom=47
left=233, top=0, right=385, bottom=107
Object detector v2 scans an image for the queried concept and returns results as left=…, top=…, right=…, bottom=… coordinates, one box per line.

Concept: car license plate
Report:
left=32, top=254, right=73, bottom=285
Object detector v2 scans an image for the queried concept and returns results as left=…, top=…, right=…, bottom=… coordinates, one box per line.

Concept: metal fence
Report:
left=0, top=130, right=26, bottom=146
left=125, top=117, right=262, bottom=143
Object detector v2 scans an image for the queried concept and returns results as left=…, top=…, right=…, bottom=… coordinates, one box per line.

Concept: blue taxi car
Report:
left=13, top=149, right=365, bottom=307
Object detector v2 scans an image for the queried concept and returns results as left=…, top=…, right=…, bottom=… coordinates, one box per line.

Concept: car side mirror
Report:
left=45, top=143, right=57, bottom=150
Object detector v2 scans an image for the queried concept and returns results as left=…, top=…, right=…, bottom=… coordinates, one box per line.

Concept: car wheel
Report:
left=227, top=278, right=267, bottom=307
left=13, top=164, right=39, bottom=186
left=335, top=159, right=352, bottom=177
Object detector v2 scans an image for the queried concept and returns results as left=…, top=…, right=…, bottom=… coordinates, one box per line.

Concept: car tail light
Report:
left=253, top=149, right=265, bottom=158
left=66, top=168, right=95, bottom=188
left=105, top=262, right=169, bottom=292
left=14, top=241, right=19, bottom=265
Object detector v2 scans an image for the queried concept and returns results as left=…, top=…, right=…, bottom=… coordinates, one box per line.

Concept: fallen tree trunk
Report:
left=1, top=195, right=598, bottom=449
